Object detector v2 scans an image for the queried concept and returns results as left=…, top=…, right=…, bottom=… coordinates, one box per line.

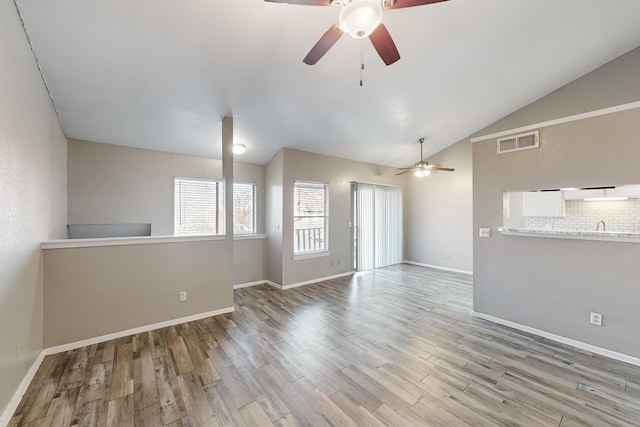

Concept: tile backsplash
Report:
left=525, top=199, right=640, bottom=233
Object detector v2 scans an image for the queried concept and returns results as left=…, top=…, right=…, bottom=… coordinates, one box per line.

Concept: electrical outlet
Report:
left=590, top=312, right=603, bottom=326
left=479, top=228, right=491, bottom=238
left=179, top=291, right=187, bottom=302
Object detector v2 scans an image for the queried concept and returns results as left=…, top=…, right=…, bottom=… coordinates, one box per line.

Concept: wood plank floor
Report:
left=10, top=264, right=640, bottom=426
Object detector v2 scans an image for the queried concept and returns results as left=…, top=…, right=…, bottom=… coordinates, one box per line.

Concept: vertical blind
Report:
left=294, top=181, right=328, bottom=253
left=354, top=183, right=402, bottom=271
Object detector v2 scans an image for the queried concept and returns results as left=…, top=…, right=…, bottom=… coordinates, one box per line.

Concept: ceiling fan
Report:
left=396, top=138, right=454, bottom=177
left=265, top=0, right=449, bottom=66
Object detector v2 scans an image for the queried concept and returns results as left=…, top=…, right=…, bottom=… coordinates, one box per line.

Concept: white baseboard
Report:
left=233, top=280, right=266, bottom=289
left=44, top=306, right=235, bottom=356
left=265, top=280, right=283, bottom=290
left=282, top=271, right=355, bottom=290
left=0, top=350, right=46, bottom=427
left=472, top=311, right=640, bottom=367
left=403, top=260, right=473, bottom=275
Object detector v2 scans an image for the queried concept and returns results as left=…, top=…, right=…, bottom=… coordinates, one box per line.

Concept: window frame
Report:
left=293, top=180, right=329, bottom=256
left=174, top=177, right=225, bottom=236
left=173, top=177, right=258, bottom=237
left=233, top=182, right=257, bottom=235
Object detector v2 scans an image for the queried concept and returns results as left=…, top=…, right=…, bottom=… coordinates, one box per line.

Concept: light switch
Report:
left=479, top=228, right=491, bottom=238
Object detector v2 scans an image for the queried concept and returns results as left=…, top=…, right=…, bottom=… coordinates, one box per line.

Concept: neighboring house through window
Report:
left=294, top=181, right=328, bottom=254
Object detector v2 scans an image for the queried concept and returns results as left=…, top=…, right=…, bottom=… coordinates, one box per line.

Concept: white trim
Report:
left=44, top=306, right=234, bottom=355
left=233, top=280, right=266, bottom=289
left=293, top=251, right=330, bottom=261
left=234, top=234, right=267, bottom=241
left=282, top=271, right=355, bottom=290
left=470, top=100, right=640, bottom=143
left=42, top=234, right=225, bottom=249
left=265, top=280, right=283, bottom=290
left=0, top=350, right=46, bottom=427
left=471, top=311, right=640, bottom=367
left=403, top=260, right=473, bottom=275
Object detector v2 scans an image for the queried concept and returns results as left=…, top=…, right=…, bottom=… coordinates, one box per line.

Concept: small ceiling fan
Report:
left=396, top=138, right=455, bottom=177
left=264, top=0, right=449, bottom=66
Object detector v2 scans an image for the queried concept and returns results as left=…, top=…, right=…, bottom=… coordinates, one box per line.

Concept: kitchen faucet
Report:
left=596, top=220, right=606, bottom=232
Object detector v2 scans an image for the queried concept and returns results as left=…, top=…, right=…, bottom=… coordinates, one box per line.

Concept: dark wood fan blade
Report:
left=396, top=167, right=414, bottom=170
left=265, top=0, right=332, bottom=6
left=395, top=170, right=412, bottom=176
left=369, top=24, right=400, bottom=66
left=303, top=24, right=343, bottom=65
left=384, top=0, right=448, bottom=9
left=430, top=166, right=455, bottom=171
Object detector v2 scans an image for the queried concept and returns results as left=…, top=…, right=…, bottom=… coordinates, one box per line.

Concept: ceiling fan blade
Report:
left=384, top=0, right=449, bottom=9
left=395, top=170, right=412, bottom=176
left=265, top=0, right=332, bottom=6
left=430, top=166, right=455, bottom=172
left=396, top=167, right=414, bottom=170
left=369, top=24, right=400, bottom=66
left=303, top=24, right=343, bottom=65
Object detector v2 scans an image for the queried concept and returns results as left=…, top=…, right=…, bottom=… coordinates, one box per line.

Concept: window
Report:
left=294, top=181, right=328, bottom=254
left=233, top=183, right=256, bottom=234
left=174, top=178, right=257, bottom=236
left=174, top=178, right=224, bottom=235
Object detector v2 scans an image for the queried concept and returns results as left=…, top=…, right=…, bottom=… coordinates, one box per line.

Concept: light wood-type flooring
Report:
left=9, top=264, right=640, bottom=426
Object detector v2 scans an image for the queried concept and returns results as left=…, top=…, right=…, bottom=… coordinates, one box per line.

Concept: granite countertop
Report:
left=498, top=227, right=640, bottom=243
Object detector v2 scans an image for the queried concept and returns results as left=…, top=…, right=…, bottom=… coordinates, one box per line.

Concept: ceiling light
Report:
left=339, top=0, right=383, bottom=39
left=423, top=169, right=432, bottom=177
left=414, top=169, right=424, bottom=177
left=232, top=144, right=246, bottom=155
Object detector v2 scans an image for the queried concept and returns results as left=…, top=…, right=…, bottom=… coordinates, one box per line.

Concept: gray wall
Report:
left=265, top=150, right=284, bottom=285
left=0, top=0, right=67, bottom=415
left=279, top=148, right=403, bottom=287
left=67, top=138, right=266, bottom=284
left=473, top=46, right=640, bottom=357
left=44, top=240, right=233, bottom=347
left=68, top=139, right=266, bottom=235
left=403, top=140, right=473, bottom=272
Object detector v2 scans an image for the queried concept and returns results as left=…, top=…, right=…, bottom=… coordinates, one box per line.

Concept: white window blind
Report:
left=174, top=178, right=224, bottom=235
left=233, top=183, right=256, bottom=234
left=294, top=181, right=328, bottom=254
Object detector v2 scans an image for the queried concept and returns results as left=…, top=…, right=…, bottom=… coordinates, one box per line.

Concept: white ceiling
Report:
left=16, top=0, right=640, bottom=167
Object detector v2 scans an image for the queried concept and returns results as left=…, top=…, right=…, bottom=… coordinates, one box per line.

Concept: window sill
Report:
left=234, top=234, right=267, bottom=241
left=293, top=251, right=330, bottom=261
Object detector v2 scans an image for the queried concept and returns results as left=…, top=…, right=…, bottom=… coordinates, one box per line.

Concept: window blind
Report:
left=233, top=183, right=256, bottom=234
left=174, top=178, right=224, bottom=235
left=294, top=181, right=328, bottom=253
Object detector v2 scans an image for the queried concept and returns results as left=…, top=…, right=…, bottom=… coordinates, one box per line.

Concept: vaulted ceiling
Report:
left=15, top=0, right=640, bottom=167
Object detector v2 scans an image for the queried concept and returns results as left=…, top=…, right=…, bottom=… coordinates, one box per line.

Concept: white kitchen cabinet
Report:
left=522, top=191, right=565, bottom=217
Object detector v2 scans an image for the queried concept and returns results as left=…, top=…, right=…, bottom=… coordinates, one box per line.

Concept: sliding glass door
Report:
left=353, top=183, right=403, bottom=271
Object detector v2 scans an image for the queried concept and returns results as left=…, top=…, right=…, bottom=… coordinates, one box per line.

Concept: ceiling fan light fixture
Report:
left=339, top=0, right=383, bottom=39
left=414, top=169, right=424, bottom=177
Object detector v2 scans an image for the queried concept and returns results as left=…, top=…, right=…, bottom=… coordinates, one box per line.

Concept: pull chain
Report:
left=359, top=42, right=365, bottom=87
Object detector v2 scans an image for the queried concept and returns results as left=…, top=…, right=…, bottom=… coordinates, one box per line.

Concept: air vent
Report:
left=497, top=131, right=539, bottom=154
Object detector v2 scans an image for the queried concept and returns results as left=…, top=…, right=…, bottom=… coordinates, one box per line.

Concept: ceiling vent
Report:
left=497, top=131, right=539, bottom=154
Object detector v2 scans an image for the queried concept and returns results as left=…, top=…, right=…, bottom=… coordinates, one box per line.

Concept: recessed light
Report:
left=232, top=144, right=246, bottom=155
